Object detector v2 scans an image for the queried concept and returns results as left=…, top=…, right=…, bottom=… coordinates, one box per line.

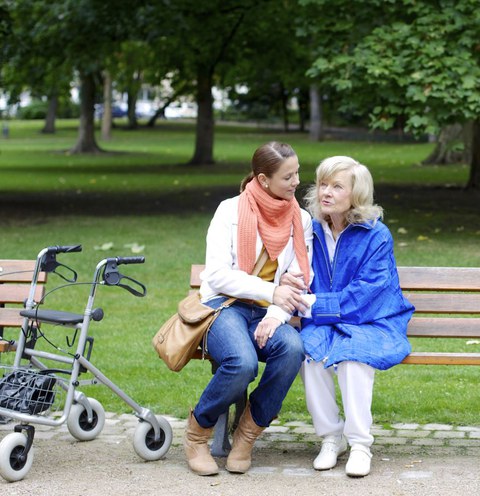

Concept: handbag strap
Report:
left=220, top=248, right=270, bottom=308
left=252, top=248, right=269, bottom=277
left=201, top=248, right=271, bottom=357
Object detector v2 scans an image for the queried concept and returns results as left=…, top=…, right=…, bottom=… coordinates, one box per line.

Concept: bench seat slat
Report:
left=402, top=352, right=480, bottom=365
left=0, top=340, right=17, bottom=352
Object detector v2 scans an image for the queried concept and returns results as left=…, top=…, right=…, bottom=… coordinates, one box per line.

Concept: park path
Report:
left=1, top=412, right=479, bottom=495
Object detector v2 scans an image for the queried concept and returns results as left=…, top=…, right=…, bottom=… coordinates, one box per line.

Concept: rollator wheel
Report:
left=0, top=432, right=34, bottom=482
left=133, top=415, right=173, bottom=461
left=67, top=397, right=105, bottom=441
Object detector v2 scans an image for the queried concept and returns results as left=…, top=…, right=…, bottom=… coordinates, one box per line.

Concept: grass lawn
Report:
left=1, top=118, right=479, bottom=427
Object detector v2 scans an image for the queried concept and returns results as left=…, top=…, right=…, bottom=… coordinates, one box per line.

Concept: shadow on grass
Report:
left=0, top=184, right=478, bottom=221
left=0, top=185, right=240, bottom=221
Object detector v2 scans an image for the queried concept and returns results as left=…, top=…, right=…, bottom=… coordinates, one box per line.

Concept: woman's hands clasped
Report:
left=273, top=270, right=309, bottom=314
left=255, top=271, right=310, bottom=349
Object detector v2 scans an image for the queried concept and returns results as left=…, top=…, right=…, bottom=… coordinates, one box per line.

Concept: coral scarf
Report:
left=237, top=178, right=310, bottom=284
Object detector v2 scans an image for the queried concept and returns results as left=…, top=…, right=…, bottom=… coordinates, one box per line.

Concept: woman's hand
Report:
left=273, top=285, right=309, bottom=314
left=254, top=317, right=282, bottom=349
left=280, top=271, right=307, bottom=291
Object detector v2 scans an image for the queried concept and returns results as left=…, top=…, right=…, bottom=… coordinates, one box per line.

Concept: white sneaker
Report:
left=313, top=435, right=348, bottom=470
left=345, top=444, right=372, bottom=477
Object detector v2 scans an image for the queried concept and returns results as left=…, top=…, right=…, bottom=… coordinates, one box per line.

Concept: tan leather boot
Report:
left=184, top=410, right=219, bottom=476
left=225, top=404, right=265, bottom=474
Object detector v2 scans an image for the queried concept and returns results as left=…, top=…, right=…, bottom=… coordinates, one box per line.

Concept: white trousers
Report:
left=301, top=360, right=375, bottom=447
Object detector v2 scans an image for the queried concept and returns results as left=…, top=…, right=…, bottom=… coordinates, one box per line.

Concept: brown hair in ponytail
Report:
left=240, top=141, right=297, bottom=192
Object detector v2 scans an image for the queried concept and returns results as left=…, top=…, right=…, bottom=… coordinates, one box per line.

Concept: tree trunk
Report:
left=422, top=124, right=465, bottom=165
left=101, top=70, right=112, bottom=141
left=466, top=118, right=480, bottom=189
left=70, top=72, right=102, bottom=154
left=297, top=88, right=309, bottom=133
left=281, top=84, right=289, bottom=132
left=147, top=84, right=188, bottom=127
left=41, top=94, right=58, bottom=134
left=146, top=106, right=166, bottom=127
left=127, top=87, right=138, bottom=129
left=309, top=84, right=323, bottom=141
left=189, top=68, right=214, bottom=165
left=462, top=121, right=473, bottom=164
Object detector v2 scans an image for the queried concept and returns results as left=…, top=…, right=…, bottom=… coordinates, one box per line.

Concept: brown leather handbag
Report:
left=152, top=251, right=268, bottom=372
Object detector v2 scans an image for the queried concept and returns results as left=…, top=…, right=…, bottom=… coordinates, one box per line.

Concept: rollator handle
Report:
left=48, top=245, right=83, bottom=254
left=41, top=245, right=82, bottom=282
left=115, top=257, right=145, bottom=265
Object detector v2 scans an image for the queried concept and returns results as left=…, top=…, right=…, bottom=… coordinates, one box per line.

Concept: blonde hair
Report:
left=304, top=156, right=383, bottom=224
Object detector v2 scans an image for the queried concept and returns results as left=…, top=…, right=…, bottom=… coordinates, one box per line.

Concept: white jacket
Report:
left=200, top=195, right=313, bottom=323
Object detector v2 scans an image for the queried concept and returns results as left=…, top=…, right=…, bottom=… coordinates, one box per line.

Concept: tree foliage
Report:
left=303, top=0, right=480, bottom=133
left=2, top=0, right=480, bottom=188
left=302, top=0, right=480, bottom=187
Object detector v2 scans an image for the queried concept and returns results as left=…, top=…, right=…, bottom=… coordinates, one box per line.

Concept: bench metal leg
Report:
left=209, top=361, right=248, bottom=458
left=210, top=411, right=231, bottom=457
left=210, top=392, right=248, bottom=457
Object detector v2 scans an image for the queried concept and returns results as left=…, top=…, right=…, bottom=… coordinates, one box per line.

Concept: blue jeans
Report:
left=194, top=297, right=304, bottom=428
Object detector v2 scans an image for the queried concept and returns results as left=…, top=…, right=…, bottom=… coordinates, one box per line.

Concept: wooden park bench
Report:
left=0, top=259, right=47, bottom=353
left=397, top=266, right=480, bottom=365
left=189, top=264, right=480, bottom=455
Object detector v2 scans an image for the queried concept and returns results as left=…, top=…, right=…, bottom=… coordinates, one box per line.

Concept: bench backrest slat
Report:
left=190, top=265, right=203, bottom=289
left=192, top=266, right=480, bottom=293
left=408, top=317, right=480, bottom=338
left=0, top=284, right=44, bottom=305
left=0, top=260, right=46, bottom=283
left=0, top=308, right=26, bottom=327
left=398, top=266, right=480, bottom=291
left=0, top=260, right=47, bottom=332
left=405, top=293, right=480, bottom=314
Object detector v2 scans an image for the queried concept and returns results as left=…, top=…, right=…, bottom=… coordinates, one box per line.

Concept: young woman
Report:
left=184, top=142, right=312, bottom=476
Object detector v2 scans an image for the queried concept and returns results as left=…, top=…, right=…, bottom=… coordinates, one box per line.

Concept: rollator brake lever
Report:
left=117, top=275, right=147, bottom=297
left=41, top=256, right=78, bottom=283
left=102, top=261, right=147, bottom=297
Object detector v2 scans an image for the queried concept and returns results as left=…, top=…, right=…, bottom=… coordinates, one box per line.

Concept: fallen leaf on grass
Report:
left=397, top=227, right=408, bottom=234
left=94, top=242, right=114, bottom=251
left=416, top=235, right=430, bottom=241
left=124, top=243, right=145, bottom=254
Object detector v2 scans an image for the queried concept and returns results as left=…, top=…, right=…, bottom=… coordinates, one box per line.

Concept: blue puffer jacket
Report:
left=301, top=219, right=414, bottom=370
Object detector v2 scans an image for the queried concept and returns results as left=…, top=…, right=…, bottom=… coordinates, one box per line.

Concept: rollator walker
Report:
left=0, top=245, right=172, bottom=482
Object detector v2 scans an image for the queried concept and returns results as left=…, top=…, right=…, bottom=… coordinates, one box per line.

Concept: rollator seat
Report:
left=20, top=309, right=85, bottom=325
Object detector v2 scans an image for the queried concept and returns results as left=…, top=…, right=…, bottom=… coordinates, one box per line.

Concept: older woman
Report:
left=298, top=156, right=414, bottom=477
